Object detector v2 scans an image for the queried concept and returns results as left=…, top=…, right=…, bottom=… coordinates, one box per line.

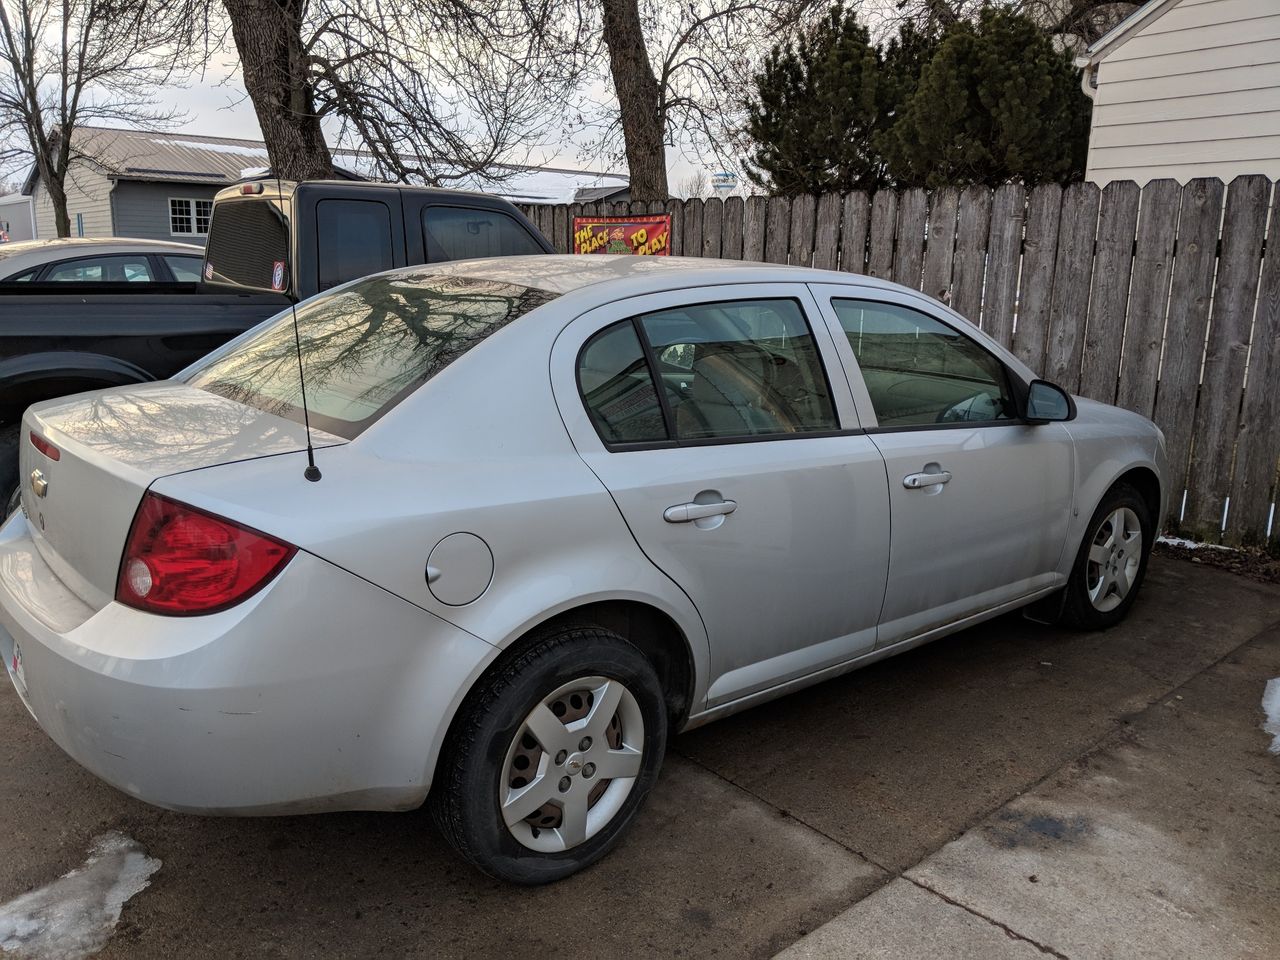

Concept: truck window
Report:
left=423, top=206, right=543, bottom=261
left=204, top=198, right=290, bottom=290
left=317, top=199, right=394, bottom=291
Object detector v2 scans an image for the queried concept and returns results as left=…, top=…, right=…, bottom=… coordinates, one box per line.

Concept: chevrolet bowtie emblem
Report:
left=29, top=469, right=48, bottom=499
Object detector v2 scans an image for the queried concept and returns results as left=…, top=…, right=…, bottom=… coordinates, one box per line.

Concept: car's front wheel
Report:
left=1061, top=483, right=1153, bottom=629
left=431, top=625, right=667, bottom=884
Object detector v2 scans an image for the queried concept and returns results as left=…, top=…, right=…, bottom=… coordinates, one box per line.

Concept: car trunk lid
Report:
left=18, top=381, right=342, bottom=608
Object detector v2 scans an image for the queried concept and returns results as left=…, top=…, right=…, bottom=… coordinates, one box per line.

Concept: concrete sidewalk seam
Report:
left=671, top=748, right=896, bottom=876
left=903, top=876, right=1072, bottom=960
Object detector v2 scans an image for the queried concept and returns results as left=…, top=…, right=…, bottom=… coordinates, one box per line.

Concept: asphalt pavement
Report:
left=1, top=555, right=1277, bottom=959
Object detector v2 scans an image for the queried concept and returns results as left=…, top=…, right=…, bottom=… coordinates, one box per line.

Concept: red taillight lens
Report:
left=29, top=432, right=60, bottom=460
left=116, top=493, right=296, bottom=615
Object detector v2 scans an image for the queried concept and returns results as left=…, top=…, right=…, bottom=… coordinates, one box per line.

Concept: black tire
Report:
left=1061, top=483, right=1153, bottom=630
left=0, top=423, right=19, bottom=518
left=430, top=625, right=667, bottom=885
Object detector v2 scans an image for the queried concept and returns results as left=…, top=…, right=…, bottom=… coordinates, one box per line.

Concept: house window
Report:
left=169, top=198, right=213, bottom=236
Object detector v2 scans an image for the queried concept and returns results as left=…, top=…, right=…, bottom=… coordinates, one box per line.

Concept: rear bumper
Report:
left=0, top=510, right=495, bottom=814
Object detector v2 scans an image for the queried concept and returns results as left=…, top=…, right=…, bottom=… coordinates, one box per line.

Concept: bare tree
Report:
left=588, top=0, right=816, bottom=201
left=215, top=0, right=590, bottom=184
left=677, top=169, right=708, bottom=198
left=881, top=0, right=1136, bottom=46
left=0, top=0, right=197, bottom=236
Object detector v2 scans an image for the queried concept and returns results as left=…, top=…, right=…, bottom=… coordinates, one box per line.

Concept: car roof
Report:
left=389, top=254, right=1036, bottom=385
left=411, top=254, right=912, bottom=296
left=0, top=237, right=204, bottom=273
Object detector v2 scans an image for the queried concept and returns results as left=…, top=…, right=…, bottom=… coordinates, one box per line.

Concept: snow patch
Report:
left=149, top=138, right=270, bottom=159
left=1156, top=535, right=1234, bottom=552
left=0, top=832, right=160, bottom=959
left=1263, top=678, right=1280, bottom=755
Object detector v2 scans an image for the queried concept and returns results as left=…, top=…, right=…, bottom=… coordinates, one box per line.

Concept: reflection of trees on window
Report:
left=185, top=272, right=558, bottom=437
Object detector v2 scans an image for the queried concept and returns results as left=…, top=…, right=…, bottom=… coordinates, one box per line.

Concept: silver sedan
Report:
left=0, top=256, right=1166, bottom=883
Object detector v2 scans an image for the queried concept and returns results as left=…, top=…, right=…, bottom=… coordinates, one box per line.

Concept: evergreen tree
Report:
left=744, top=5, right=895, bottom=195
left=882, top=7, right=1091, bottom=187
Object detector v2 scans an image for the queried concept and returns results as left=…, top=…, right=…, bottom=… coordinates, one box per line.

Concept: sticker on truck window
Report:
left=271, top=260, right=286, bottom=291
left=204, top=261, right=213, bottom=280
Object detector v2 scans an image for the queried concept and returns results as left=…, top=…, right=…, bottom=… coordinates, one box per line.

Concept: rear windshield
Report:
left=203, top=197, right=290, bottom=290
left=182, top=271, right=558, bottom=438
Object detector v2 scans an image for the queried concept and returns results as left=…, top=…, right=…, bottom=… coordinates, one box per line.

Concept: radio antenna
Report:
left=276, top=172, right=321, bottom=482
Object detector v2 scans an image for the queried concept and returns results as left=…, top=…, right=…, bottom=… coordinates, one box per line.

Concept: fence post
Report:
left=981, top=184, right=1025, bottom=348
left=1079, top=180, right=1140, bottom=403
left=1012, top=183, right=1063, bottom=372
left=950, top=186, right=992, bottom=326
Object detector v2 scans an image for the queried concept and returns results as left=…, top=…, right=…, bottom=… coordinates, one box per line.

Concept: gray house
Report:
left=21, top=126, right=629, bottom=246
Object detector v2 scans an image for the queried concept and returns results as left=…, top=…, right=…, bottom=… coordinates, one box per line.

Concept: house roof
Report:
left=1075, top=0, right=1182, bottom=67
left=21, top=125, right=628, bottom=204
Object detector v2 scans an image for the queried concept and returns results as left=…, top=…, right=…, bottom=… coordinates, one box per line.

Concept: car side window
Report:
left=578, top=321, right=670, bottom=445
left=42, top=255, right=155, bottom=282
left=164, top=255, right=204, bottom=282
left=423, top=206, right=544, bottom=261
left=831, top=299, right=1014, bottom=427
left=317, top=198, right=394, bottom=291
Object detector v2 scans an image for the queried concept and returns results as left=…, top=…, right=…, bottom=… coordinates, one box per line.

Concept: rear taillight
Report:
left=29, top=432, right=60, bottom=460
left=116, top=493, right=296, bottom=615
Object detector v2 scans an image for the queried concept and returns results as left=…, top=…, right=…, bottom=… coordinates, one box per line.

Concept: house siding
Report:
left=30, top=162, right=115, bottom=238
left=111, top=181, right=221, bottom=246
left=1086, top=0, right=1280, bottom=185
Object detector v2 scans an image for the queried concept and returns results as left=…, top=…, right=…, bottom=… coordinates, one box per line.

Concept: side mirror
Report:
left=1025, top=380, right=1075, bottom=423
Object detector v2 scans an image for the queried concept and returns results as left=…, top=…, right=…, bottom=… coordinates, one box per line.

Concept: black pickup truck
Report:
left=0, top=180, right=553, bottom=506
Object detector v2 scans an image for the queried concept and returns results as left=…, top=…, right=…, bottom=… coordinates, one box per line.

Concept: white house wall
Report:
left=30, top=162, right=114, bottom=239
left=1087, top=0, right=1280, bottom=185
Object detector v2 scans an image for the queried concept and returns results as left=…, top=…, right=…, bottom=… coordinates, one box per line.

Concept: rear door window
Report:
left=317, top=199, right=394, bottom=290
left=424, top=206, right=544, bottom=261
left=578, top=322, right=669, bottom=445
left=184, top=271, right=558, bottom=438
left=577, top=298, right=839, bottom=446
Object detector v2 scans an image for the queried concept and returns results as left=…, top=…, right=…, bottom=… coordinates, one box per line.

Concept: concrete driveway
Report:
left=1, top=556, right=1277, bottom=959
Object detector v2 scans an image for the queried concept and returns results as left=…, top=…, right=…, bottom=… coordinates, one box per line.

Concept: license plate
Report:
left=8, top=640, right=25, bottom=693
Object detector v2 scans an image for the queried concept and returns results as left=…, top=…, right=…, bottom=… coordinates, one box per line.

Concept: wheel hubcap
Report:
left=500, top=676, right=644, bottom=853
left=1086, top=507, right=1143, bottom=612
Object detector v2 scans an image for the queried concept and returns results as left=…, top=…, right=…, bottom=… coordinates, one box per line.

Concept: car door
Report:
left=551, top=283, right=891, bottom=707
left=810, top=285, right=1075, bottom=647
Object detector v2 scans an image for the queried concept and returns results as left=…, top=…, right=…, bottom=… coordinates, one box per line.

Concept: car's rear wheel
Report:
left=1061, top=483, right=1153, bottom=629
left=431, top=625, right=667, bottom=884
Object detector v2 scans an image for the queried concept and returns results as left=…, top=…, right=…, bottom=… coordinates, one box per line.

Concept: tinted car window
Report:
left=204, top=197, right=290, bottom=290
left=317, top=198, right=394, bottom=291
left=639, top=299, right=838, bottom=441
left=424, top=206, right=544, bottom=261
left=578, top=322, right=669, bottom=445
left=832, top=299, right=1013, bottom=426
left=164, top=255, right=204, bottom=282
left=184, top=271, right=557, bottom=438
left=43, top=256, right=154, bottom=282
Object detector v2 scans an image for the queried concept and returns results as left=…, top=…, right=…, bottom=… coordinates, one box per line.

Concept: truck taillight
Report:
left=116, top=492, right=296, bottom=615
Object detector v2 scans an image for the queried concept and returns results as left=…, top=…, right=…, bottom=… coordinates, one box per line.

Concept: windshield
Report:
left=183, top=271, right=558, bottom=438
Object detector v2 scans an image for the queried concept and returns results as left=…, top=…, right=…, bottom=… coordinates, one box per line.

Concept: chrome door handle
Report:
left=903, top=471, right=952, bottom=489
left=663, top=499, right=738, bottom=523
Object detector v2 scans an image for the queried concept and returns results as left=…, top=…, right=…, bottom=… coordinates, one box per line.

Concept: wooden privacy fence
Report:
left=521, top=177, right=1280, bottom=546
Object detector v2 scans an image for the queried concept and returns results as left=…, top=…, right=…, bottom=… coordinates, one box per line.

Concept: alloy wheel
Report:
left=500, top=676, right=644, bottom=853
left=1086, top=506, right=1142, bottom=612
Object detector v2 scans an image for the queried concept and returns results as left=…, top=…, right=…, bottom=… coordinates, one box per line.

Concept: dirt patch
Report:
left=1153, top=540, right=1280, bottom=584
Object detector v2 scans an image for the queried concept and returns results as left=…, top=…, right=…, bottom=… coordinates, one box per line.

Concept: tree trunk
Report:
left=223, top=0, right=333, bottom=180
left=48, top=182, right=69, bottom=237
left=601, top=0, right=668, bottom=200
